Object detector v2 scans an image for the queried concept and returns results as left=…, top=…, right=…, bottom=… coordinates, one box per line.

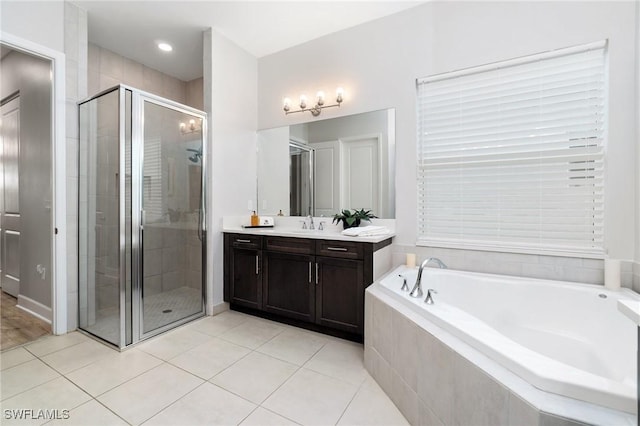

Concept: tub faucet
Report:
left=409, top=258, right=447, bottom=298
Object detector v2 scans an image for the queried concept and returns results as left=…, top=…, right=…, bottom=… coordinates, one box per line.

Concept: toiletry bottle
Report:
left=251, top=210, right=259, bottom=226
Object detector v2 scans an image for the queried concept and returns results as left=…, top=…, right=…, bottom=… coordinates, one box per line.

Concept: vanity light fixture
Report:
left=283, top=87, right=344, bottom=117
left=179, top=119, right=200, bottom=135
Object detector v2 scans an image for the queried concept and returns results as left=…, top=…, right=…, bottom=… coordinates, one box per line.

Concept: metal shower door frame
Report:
left=127, top=87, right=207, bottom=345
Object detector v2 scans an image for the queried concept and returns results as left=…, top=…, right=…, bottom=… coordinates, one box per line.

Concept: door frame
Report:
left=0, top=32, right=67, bottom=335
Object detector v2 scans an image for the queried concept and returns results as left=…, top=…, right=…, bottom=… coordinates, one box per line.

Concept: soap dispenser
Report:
left=251, top=210, right=259, bottom=226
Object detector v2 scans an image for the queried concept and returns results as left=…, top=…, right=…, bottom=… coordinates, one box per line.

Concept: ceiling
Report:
left=73, top=1, right=423, bottom=81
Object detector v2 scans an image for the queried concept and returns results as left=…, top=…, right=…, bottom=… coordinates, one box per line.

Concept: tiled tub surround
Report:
left=391, top=245, right=640, bottom=294
left=364, top=267, right=639, bottom=426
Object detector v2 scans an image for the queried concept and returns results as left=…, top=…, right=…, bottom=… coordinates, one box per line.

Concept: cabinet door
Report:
left=316, top=257, right=364, bottom=334
left=263, top=252, right=314, bottom=322
left=230, top=248, right=262, bottom=310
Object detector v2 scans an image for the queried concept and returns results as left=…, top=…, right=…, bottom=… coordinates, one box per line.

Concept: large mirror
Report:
left=257, top=109, right=395, bottom=218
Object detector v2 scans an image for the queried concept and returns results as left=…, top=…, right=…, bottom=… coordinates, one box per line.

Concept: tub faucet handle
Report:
left=425, top=289, right=437, bottom=305
left=399, top=274, right=409, bottom=292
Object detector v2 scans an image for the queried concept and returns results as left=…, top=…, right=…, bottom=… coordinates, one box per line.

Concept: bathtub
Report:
left=371, top=265, right=638, bottom=419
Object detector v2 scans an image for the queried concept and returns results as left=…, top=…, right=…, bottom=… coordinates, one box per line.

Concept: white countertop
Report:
left=222, top=215, right=395, bottom=243
left=223, top=226, right=394, bottom=243
left=617, top=299, right=640, bottom=326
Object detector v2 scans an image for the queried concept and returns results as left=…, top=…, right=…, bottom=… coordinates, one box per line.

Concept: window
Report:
left=416, top=41, right=607, bottom=257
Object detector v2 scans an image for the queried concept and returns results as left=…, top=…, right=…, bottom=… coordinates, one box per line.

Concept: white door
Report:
left=340, top=135, right=380, bottom=215
left=1, top=95, right=21, bottom=297
left=312, top=140, right=340, bottom=217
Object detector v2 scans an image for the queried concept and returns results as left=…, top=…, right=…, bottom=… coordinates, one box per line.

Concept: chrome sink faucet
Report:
left=307, top=215, right=315, bottom=230
left=409, top=257, right=447, bottom=298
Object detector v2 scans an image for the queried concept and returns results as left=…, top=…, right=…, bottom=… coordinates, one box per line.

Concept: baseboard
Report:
left=17, top=294, right=52, bottom=324
left=210, top=301, right=229, bottom=316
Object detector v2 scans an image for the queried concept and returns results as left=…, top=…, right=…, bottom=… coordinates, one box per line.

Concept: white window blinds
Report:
left=416, top=41, right=607, bottom=256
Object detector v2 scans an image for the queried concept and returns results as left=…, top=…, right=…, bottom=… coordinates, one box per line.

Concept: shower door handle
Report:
left=141, top=209, right=146, bottom=229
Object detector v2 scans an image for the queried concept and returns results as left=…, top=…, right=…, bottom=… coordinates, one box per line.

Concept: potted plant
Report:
left=332, top=209, right=377, bottom=229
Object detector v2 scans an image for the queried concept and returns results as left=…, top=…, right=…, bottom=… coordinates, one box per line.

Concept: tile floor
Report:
left=0, top=310, right=408, bottom=426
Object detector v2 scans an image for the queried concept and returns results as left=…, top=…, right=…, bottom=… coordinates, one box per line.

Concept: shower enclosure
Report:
left=78, top=85, right=206, bottom=349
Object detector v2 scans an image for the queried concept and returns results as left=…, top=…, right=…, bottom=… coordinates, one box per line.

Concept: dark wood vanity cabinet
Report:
left=263, top=251, right=315, bottom=322
left=225, top=235, right=262, bottom=310
left=224, top=232, right=391, bottom=340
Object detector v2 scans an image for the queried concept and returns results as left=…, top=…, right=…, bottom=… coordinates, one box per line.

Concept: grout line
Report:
left=335, top=375, right=368, bottom=425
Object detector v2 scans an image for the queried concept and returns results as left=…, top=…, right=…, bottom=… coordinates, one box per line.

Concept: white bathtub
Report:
left=378, top=265, right=639, bottom=414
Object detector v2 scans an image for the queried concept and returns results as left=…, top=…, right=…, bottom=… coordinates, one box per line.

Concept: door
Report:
left=1, top=96, right=20, bottom=297
left=140, top=99, right=204, bottom=336
left=230, top=247, right=262, bottom=310
left=263, top=251, right=315, bottom=322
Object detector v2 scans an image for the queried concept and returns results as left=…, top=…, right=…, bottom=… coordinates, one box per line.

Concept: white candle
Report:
left=406, top=253, right=416, bottom=268
left=604, top=258, right=621, bottom=291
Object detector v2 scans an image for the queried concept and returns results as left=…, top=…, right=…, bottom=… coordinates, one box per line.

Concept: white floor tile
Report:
left=262, top=368, right=358, bottom=426
left=1, top=359, right=60, bottom=401
left=185, top=310, right=250, bottom=337
left=256, top=329, right=327, bottom=366
left=46, top=399, right=128, bottom=426
left=66, top=349, right=164, bottom=396
left=240, top=407, right=299, bottom=426
left=144, top=383, right=256, bottom=426
left=136, top=327, right=212, bottom=360
left=97, top=363, right=203, bottom=425
left=168, top=337, right=251, bottom=380
left=304, top=340, right=368, bottom=386
left=211, top=351, right=298, bottom=404
left=217, top=318, right=285, bottom=349
left=24, top=332, right=90, bottom=358
left=0, top=377, right=92, bottom=426
left=338, top=376, right=409, bottom=426
left=40, top=340, right=115, bottom=374
left=1, top=347, right=36, bottom=371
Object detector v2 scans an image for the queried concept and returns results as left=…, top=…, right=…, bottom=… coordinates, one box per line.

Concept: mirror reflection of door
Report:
left=312, top=140, right=339, bottom=217
left=289, top=141, right=313, bottom=217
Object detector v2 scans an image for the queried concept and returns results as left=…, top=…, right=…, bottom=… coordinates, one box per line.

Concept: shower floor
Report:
left=82, top=286, right=202, bottom=346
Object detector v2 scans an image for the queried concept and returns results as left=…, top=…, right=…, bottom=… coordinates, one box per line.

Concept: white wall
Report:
left=0, top=1, right=64, bottom=52
left=204, top=29, right=258, bottom=310
left=258, top=1, right=639, bottom=285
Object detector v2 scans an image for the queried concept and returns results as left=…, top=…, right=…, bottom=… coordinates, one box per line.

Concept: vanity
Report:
left=223, top=225, right=393, bottom=341
left=225, top=107, right=397, bottom=341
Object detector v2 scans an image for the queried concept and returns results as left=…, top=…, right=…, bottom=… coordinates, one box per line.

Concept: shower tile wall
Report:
left=65, top=2, right=88, bottom=330
left=142, top=227, right=201, bottom=298
left=87, top=43, right=203, bottom=109
left=92, top=92, right=120, bottom=314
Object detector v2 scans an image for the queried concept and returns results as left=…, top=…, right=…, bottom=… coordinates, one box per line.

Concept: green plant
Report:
left=332, top=209, right=377, bottom=229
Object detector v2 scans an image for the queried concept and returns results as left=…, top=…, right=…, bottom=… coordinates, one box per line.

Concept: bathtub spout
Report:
left=409, top=258, right=447, bottom=298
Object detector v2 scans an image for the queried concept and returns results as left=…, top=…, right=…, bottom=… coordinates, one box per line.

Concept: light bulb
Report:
left=299, top=94, right=308, bottom=109
left=283, top=97, right=291, bottom=112
left=316, top=91, right=325, bottom=106
left=157, top=42, right=173, bottom=52
left=336, top=87, right=344, bottom=103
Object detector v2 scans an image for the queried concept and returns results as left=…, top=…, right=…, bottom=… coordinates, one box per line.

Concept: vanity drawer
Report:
left=229, top=234, right=262, bottom=249
left=265, top=236, right=314, bottom=255
left=316, top=240, right=363, bottom=260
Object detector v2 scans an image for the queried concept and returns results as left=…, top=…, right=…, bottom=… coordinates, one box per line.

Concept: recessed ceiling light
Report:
left=157, top=42, right=173, bottom=52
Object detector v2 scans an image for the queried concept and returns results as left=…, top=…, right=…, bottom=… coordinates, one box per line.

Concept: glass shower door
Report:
left=140, top=99, right=204, bottom=335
